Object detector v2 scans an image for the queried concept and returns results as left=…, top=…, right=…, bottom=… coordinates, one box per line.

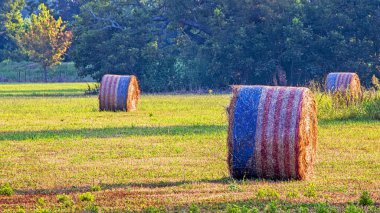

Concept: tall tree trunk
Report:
left=43, top=66, right=48, bottom=82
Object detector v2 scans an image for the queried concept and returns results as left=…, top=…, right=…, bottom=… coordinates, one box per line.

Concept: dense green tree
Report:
left=70, top=0, right=380, bottom=90
left=0, top=0, right=25, bottom=61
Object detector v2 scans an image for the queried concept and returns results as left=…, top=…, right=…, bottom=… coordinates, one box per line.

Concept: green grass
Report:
left=0, top=83, right=379, bottom=212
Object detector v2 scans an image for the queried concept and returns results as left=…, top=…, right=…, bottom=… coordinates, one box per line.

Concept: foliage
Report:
left=70, top=0, right=380, bottom=91
left=24, top=0, right=83, bottom=22
left=0, top=0, right=25, bottom=61
left=6, top=3, right=73, bottom=82
left=79, top=192, right=95, bottom=202
left=358, top=191, right=374, bottom=206
left=188, top=204, right=200, bottom=213
left=0, top=183, right=14, bottom=196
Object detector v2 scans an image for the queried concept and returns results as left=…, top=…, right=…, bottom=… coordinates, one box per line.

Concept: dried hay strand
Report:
left=325, top=72, right=362, bottom=101
left=99, top=74, right=140, bottom=112
left=227, top=86, right=318, bottom=180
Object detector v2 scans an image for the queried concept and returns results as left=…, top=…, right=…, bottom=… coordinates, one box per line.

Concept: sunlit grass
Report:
left=0, top=83, right=96, bottom=96
left=0, top=83, right=378, bottom=212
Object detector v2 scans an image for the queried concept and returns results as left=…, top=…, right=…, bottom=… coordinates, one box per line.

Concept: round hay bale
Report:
left=325, top=72, right=362, bottom=100
left=227, top=86, right=318, bottom=180
left=99, top=74, right=140, bottom=112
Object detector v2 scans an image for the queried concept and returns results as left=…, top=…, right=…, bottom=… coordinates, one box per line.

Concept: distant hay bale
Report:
left=99, top=74, right=140, bottom=112
left=227, top=86, right=318, bottom=180
left=325, top=72, right=362, bottom=100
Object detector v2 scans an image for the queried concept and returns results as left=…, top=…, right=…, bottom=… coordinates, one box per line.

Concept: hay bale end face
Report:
left=325, top=72, right=362, bottom=99
left=227, top=86, right=318, bottom=180
left=99, top=74, right=140, bottom=112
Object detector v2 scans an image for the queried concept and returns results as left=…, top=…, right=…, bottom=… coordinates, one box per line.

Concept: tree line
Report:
left=1, top=0, right=380, bottom=92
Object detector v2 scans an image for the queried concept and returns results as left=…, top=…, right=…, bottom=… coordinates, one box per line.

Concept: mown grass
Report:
left=0, top=83, right=379, bottom=212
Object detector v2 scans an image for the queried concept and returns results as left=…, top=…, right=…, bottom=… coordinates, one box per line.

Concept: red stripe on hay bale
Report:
left=227, top=86, right=318, bottom=180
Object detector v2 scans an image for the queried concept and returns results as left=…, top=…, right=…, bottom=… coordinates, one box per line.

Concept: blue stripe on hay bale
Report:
left=116, top=76, right=131, bottom=110
left=232, top=86, right=263, bottom=174
left=326, top=73, right=339, bottom=92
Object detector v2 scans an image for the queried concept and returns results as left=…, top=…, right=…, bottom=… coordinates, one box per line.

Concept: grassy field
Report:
left=0, top=83, right=379, bottom=212
left=0, top=61, right=93, bottom=83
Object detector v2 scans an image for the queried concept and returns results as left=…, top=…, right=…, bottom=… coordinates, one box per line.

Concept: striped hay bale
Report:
left=325, top=72, right=362, bottom=99
left=227, top=86, right=318, bottom=180
left=99, top=74, right=140, bottom=112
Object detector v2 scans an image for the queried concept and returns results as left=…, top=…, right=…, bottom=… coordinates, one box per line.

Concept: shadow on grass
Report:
left=0, top=125, right=226, bottom=141
left=15, top=177, right=232, bottom=195
left=0, top=89, right=89, bottom=97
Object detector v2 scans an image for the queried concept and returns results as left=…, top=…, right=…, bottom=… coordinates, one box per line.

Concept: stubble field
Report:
left=0, top=83, right=379, bottom=212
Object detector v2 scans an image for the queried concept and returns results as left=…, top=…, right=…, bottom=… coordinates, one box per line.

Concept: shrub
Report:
left=358, top=191, right=374, bottom=206
left=79, top=192, right=95, bottom=202
left=0, top=183, right=14, bottom=196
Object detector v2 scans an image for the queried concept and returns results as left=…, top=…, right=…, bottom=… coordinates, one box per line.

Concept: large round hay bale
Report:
left=325, top=72, right=362, bottom=99
left=99, top=74, right=140, bottom=112
left=227, top=86, right=318, bottom=180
